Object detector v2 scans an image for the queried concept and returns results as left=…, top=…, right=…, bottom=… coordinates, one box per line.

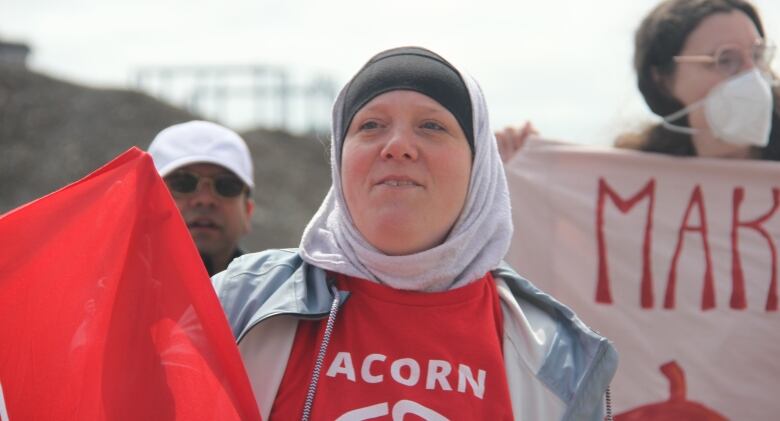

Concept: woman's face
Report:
left=667, top=10, right=765, bottom=157
left=341, top=90, right=472, bottom=256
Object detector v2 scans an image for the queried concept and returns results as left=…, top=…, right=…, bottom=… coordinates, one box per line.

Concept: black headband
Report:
left=340, top=47, right=474, bottom=154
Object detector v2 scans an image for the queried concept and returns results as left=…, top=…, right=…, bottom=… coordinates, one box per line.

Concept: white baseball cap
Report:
left=148, top=120, right=254, bottom=189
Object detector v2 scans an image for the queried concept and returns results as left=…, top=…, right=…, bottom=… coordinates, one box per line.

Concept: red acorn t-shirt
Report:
left=270, top=272, right=514, bottom=420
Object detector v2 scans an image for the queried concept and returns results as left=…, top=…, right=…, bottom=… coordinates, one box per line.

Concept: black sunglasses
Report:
left=165, top=172, right=247, bottom=198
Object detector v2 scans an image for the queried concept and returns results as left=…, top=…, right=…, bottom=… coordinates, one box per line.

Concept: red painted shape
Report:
left=664, top=185, right=716, bottom=310
left=660, top=361, right=686, bottom=401
left=595, top=178, right=656, bottom=307
left=730, top=187, right=779, bottom=311
left=614, top=361, right=728, bottom=421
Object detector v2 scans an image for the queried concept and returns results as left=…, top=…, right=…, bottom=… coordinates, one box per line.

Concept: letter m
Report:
left=596, top=178, right=656, bottom=308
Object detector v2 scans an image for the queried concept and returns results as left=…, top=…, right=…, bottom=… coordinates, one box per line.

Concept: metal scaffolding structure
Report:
left=134, top=64, right=337, bottom=134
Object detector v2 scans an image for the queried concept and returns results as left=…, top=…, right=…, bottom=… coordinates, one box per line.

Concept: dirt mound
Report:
left=241, top=128, right=331, bottom=250
left=0, top=65, right=331, bottom=251
left=0, top=65, right=196, bottom=208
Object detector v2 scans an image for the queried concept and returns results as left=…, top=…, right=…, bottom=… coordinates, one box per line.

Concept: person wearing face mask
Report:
left=495, top=0, right=779, bottom=163
left=616, top=0, right=780, bottom=159
left=213, top=46, right=617, bottom=420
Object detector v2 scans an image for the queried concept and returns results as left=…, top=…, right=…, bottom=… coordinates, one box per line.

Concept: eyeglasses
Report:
left=674, top=39, right=776, bottom=77
left=164, top=172, right=247, bottom=198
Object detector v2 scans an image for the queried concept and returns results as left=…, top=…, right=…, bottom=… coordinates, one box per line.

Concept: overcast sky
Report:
left=2, top=0, right=779, bottom=144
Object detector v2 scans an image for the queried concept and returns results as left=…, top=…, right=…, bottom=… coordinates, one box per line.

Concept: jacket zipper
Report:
left=301, top=284, right=342, bottom=421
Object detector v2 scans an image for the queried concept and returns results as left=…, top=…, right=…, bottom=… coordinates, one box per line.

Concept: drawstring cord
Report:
left=604, top=385, right=613, bottom=421
left=301, top=284, right=341, bottom=421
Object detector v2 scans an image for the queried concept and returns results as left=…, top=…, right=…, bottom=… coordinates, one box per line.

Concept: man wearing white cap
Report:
left=148, top=120, right=255, bottom=275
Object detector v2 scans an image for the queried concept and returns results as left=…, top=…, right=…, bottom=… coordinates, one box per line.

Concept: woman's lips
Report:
left=375, top=175, right=422, bottom=188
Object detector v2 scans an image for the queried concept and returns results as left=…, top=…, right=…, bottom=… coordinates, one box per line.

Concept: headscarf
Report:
left=339, top=47, right=474, bottom=154
left=300, top=46, right=513, bottom=292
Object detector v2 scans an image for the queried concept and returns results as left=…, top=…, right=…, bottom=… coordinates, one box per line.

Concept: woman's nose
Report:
left=741, top=55, right=757, bottom=73
left=741, top=47, right=764, bottom=73
left=380, top=127, right=418, bottom=160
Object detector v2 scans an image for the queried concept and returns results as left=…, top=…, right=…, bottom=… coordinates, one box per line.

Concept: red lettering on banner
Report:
left=595, top=177, right=779, bottom=313
left=731, top=187, right=780, bottom=311
left=665, top=186, right=716, bottom=310
left=595, top=178, right=656, bottom=308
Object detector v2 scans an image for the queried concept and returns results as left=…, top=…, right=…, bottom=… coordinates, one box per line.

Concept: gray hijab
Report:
left=299, top=47, right=513, bottom=292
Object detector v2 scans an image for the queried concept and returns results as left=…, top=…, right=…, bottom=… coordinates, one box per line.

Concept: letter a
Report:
left=665, top=185, right=715, bottom=310
left=327, top=352, right=356, bottom=382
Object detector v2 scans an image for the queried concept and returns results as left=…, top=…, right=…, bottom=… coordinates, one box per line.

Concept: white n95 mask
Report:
left=662, top=68, right=774, bottom=147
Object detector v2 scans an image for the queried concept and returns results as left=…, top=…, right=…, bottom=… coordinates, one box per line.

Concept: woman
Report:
left=496, top=0, right=779, bottom=163
left=213, top=46, right=617, bottom=420
left=616, top=0, right=780, bottom=159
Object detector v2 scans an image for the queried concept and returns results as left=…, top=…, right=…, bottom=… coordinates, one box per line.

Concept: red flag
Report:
left=0, top=148, right=261, bottom=421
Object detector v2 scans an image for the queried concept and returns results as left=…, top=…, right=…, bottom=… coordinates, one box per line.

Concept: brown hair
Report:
left=620, top=0, right=780, bottom=159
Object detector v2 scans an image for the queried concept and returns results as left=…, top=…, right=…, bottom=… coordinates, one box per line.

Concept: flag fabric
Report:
left=0, top=148, right=261, bottom=421
left=505, top=139, right=780, bottom=421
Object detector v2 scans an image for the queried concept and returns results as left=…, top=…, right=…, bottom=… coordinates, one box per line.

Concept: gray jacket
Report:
left=213, top=249, right=618, bottom=421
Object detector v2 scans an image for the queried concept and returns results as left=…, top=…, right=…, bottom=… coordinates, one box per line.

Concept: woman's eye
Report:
left=359, top=121, right=380, bottom=131
left=422, top=121, right=445, bottom=131
left=716, top=50, right=742, bottom=74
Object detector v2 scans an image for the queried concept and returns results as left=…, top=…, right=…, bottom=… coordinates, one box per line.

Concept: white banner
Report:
left=505, top=139, right=780, bottom=421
